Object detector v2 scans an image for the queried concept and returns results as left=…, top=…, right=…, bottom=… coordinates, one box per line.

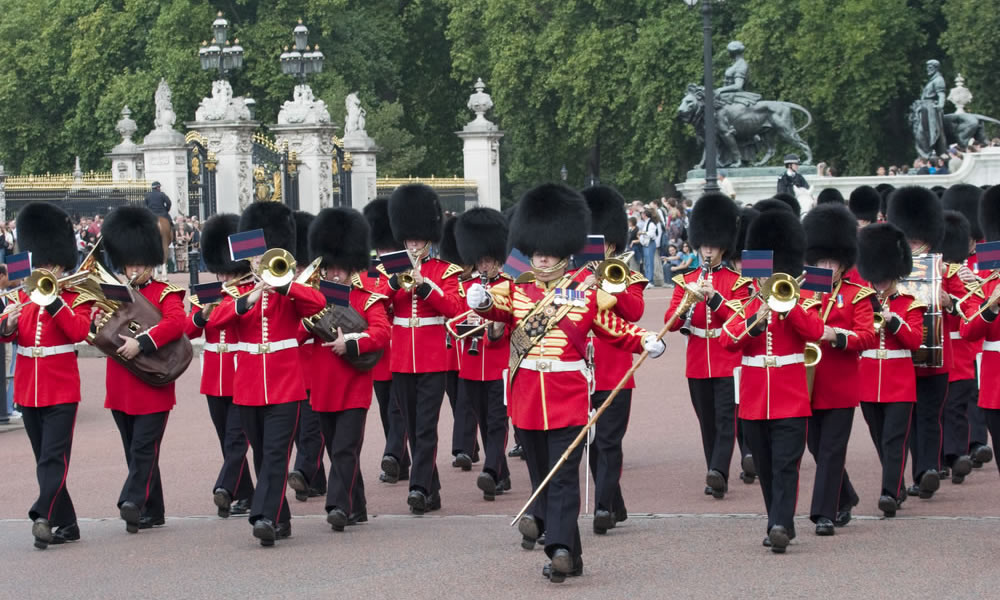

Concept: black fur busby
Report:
left=753, top=197, right=794, bottom=215
left=816, top=188, right=845, bottom=205
left=931, top=185, right=946, bottom=198
left=942, top=184, right=983, bottom=241
left=364, top=196, right=402, bottom=252
left=803, top=203, right=858, bottom=269
left=509, top=183, right=590, bottom=258
left=293, top=211, right=314, bottom=264
left=772, top=192, right=801, bottom=217
left=582, top=186, right=628, bottom=252
left=887, top=186, right=943, bottom=247
left=15, top=202, right=77, bottom=271
left=941, top=210, right=972, bottom=264
left=309, top=207, right=371, bottom=273
left=848, top=186, right=881, bottom=223
left=688, top=193, right=738, bottom=251
left=981, top=185, right=1000, bottom=242
left=388, top=183, right=443, bottom=244
left=438, top=216, right=462, bottom=265
left=729, top=206, right=759, bottom=260
left=102, top=205, right=164, bottom=268
left=456, top=207, right=508, bottom=266
left=876, top=183, right=895, bottom=221
left=239, top=201, right=296, bottom=252
left=857, top=223, right=912, bottom=283
left=745, top=209, right=806, bottom=276
left=201, top=213, right=250, bottom=276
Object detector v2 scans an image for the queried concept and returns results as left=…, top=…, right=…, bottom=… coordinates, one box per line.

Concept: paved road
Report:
left=2, top=285, right=999, bottom=598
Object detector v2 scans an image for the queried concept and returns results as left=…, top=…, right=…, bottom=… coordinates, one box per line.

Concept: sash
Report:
left=508, top=275, right=590, bottom=378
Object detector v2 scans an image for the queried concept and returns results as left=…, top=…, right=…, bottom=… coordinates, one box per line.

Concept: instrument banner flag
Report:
left=100, top=283, right=134, bottom=304
left=975, top=241, right=1000, bottom=270
left=4, top=252, right=31, bottom=281
left=503, top=248, right=532, bottom=279
left=319, top=280, right=352, bottom=307
left=192, top=281, right=224, bottom=305
left=802, top=266, right=834, bottom=293
left=741, top=250, right=773, bottom=279
left=368, top=256, right=381, bottom=278
left=379, top=250, right=412, bottom=274
left=228, top=229, right=267, bottom=261
left=573, top=235, right=606, bottom=268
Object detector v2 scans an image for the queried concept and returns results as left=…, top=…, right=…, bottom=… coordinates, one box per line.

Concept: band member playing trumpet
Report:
left=210, top=202, right=326, bottom=546
left=466, top=184, right=665, bottom=582
left=2, top=203, right=94, bottom=549
left=185, top=213, right=254, bottom=519
left=720, top=210, right=825, bottom=554
left=100, top=206, right=188, bottom=535
left=304, top=207, right=391, bottom=531
left=385, top=184, right=465, bottom=514
left=667, top=192, right=753, bottom=500
left=801, top=204, right=876, bottom=535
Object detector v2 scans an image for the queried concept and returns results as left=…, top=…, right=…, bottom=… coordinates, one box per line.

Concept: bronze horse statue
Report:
left=156, top=216, right=173, bottom=276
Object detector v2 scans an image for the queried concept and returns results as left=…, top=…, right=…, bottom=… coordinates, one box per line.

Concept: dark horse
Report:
left=157, top=216, right=173, bottom=276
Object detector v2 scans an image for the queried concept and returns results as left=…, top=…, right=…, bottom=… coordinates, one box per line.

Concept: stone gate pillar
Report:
left=456, top=78, right=503, bottom=210
left=269, top=84, right=337, bottom=214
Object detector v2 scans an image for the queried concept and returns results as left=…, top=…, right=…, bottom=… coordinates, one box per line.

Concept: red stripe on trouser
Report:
left=47, top=410, right=78, bottom=520
left=144, top=414, right=170, bottom=504
left=347, top=415, right=367, bottom=513
left=275, top=403, right=302, bottom=522
left=895, top=407, right=914, bottom=499
left=232, top=436, right=250, bottom=497
left=936, top=383, right=949, bottom=471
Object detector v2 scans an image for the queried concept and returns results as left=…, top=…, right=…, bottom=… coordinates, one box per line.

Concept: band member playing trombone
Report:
left=2, top=203, right=93, bottom=549
left=801, top=204, right=876, bottom=535
left=666, top=193, right=752, bottom=500
left=466, top=184, right=665, bottom=582
left=185, top=213, right=254, bottom=519
left=720, top=209, right=825, bottom=553
left=210, top=202, right=326, bottom=546
left=100, top=206, right=188, bottom=535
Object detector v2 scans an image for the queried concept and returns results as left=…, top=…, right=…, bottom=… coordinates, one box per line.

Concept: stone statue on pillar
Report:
left=195, top=80, right=253, bottom=122
left=341, top=92, right=378, bottom=210
left=142, top=79, right=188, bottom=216
left=108, top=106, right=144, bottom=181
left=278, top=84, right=331, bottom=125
left=457, top=78, right=504, bottom=210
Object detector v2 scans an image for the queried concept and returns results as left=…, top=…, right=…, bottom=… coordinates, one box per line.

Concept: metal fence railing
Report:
left=3, top=174, right=148, bottom=219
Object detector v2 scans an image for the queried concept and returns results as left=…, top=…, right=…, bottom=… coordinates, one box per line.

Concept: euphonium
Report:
left=258, top=248, right=296, bottom=287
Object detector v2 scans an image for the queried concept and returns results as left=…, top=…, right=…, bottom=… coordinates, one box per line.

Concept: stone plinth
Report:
left=108, top=106, right=144, bottom=182
left=456, top=78, right=503, bottom=210
left=343, top=131, right=378, bottom=210
left=185, top=120, right=259, bottom=214
left=271, top=123, right=338, bottom=214
left=141, top=127, right=188, bottom=218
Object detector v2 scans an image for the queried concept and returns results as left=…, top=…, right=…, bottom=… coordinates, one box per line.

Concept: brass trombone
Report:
left=725, top=273, right=805, bottom=342
left=805, top=341, right=823, bottom=398
left=593, top=258, right=630, bottom=294
left=955, top=270, right=999, bottom=311
left=258, top=248, right=296, bottom=287
left=965, top=291, right=1000, bottom=323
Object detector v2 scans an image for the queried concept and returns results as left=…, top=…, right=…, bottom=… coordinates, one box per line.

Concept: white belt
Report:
left=17, top=344, right=75, bottom=358
left=688, top=326, right=722, bottom=339
left=519, top=359, right=588, bottom=373
left=203, top=342, right=237, bottom=354
left=742, top=353, right=805, bottom=368
left=237, top=339, right=299, bottom=354
left=861, top=349, right=912, bottom=360
left=393, top=316, right=445, bottom=328
left=982, top=341, right=1000, bottom=352
left=950, top=331, right=964, bottom=340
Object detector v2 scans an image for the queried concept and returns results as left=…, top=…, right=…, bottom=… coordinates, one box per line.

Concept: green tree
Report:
left=942, top=0, right=1000, bottom=124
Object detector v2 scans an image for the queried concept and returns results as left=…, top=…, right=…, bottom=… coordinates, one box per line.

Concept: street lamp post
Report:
left=198, top=12, right=244, bottom=80
left=684, top=0, right=720, bottom=194
left=560, top=164, right=568, bottom=182
left=279, top=20, right=325, bottom=82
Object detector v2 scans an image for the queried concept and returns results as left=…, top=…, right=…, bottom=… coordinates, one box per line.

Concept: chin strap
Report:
left=530, top=258, right=569, bottom=277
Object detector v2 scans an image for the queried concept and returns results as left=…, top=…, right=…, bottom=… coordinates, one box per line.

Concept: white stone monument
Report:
left=141, top=79, right=188, bottom=217
left=270, top=83, right=337, bottom=213
left=342, top=92, right=378, bottom=210
left=186, top=79, right=258, bottom=213
left=107, top=106, right=144, bottom=182
left=456, top=78, right=503, bottom=210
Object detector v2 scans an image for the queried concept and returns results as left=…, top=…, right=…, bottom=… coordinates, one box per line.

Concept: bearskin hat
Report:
left=931, top=185, right=946, bottom=198
left=239, top=201, right=296, bottom=252
left=772, top=192, right=801, bottom=217
left=816, top=188, right=845, bottom=205
left=388, top=184, right=443, bottom=244
left=848, top=186, right=881, bottom=223
left=15, top=202, right=77, bottom=271
left=887, top=186, right=944, bottom=248
left=803, top=203, right=858, bottom=268
left=981, top=185, right=1000, bottom=242
left=876, top=183, right=895, bottom=220
left=293, top=211, right=314, bottom=264
left=729, top=206, right=759, bottom=260
left=941, top=210, right=972, bottom=264
left=942, top=184, right=983, bottom=241
left=438, top=216, right=462, bottom=265
left=857, top=223, right=912, bottom=283
left=509, top=183, right=590, bottom=258
left=309, top=207, right=371, bottom=273
left=745, top=209, right=806, bottom=276
left=582, top=186, right=628, bottom=252
left=201, top=213, right=250, bottom=276
left=688, top=193, right=739, bottom=251
left=364, top=197, right=401, bottom=252
left=456, top=207, right=508, bottom=266
left=753, top=197, right=794, bottom=215
left=102, top=205, right=164, bottom=268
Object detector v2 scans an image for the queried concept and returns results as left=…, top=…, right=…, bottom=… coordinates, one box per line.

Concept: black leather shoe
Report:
left=704, top=486, right=713, bottom=496
left=508, top=444, right=525, bottom=458
left=939, top=466, right=950, bottom=479
left=834, top=510, right=852, bottom=527
left=919, top=470, right=940, bottom=499
left=327, top=508, right=348, bottom=531
left=348, top=508, right=368, bottom=525
left=496, top=477, right=511, bottom=495
left=741, top=454, right=757, bottom=478
left=231, top=498, right=251, bottom=516
left=953, top=455, right=973, bottom=477
left=878, top=495, right=897, bottom=517
left=275, top=521, right=291, bottom=539
left=477, top=472, right=497, bottom=501
left=453, top=453, right=473, bottom=471
left=768, top=526, right=790, bottom=553
left=381, top=455, right=400, bottom=484
left=288, top=470, right=308, bottom=494
left=427, top=492, right=442, bottom=511
left=972, top=444, right=994, bottom=465
left=906, top=484, right=920, bottom=497
left=740, top=471, right=756, bottom=484
left=120, top=501, right=141, bottom=534
left=50, top=523, right=80, bottom=545
left=407, top=490, right=427, bottom=515
left=138, top=515, right=165, bottom=530
left=542, top=555, right=583, bottom=580
left=706, top=469, right=727, bottom=499
left=548, top=549, right=575, bottom=583
left=762, top=536, right=771, bottom=547
left=614, top=506, right=628, bottom=524
left=472, top=449, right=481, bottom=463
left=32, top=518, right=52, bottom=549
left=537, top=534, right=546, bottom=546
left=253, top=519, right=277, bottom=547
left=593, top=509, right=614, bottom=535
left=518, top=515, right=539, bottom=550
left=815, top=517, right=835, bottom=536
left=214, top=488, right=232, bottom=518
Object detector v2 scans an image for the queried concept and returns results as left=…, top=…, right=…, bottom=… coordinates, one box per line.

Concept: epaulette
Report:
left=515, top=272, right=536, bottom=284
left=596, top=288, right=618, bottom=311
left=376, top=263, right=389, bottom=278
left=457, top=282, right=467, bottom=298
left=965, top=280, right=985, bottom=299
left=908, top=298, right=927, bottom=311
left=491, top=278, right=512, bottom=298
left=628, top=271, right=648, bottom=286
left=732, top=276, right=753, bottom=291
left=947, top=263, right=962, bottom=278
left=801, top=298, right=822, bottom=311
left=159, top=282, right=186, bottom=302
left=725, top=298, right=747, bottom=316
left=442, top=264, right=463, bottom=279
left=364, top=291, right=387, bottom=311
left=671, top=273, right=686, bottom=287
left=852, top=287, right=875, bottom=304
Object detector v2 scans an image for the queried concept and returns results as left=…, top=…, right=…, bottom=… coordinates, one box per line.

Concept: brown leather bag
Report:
left=90, top=290, right=193, bottom=387
left=305, top=304, right=383, bottom=372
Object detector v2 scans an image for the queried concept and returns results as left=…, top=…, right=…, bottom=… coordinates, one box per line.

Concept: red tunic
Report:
left=103, top=280, right=188, bottom=415
left=591, top=272, right=647, bottom=391
left=456, top=274, right=513, bottom=382
left=1, top=290, right=92, bottom=407
left=666, top=266, right=753, bottom=379
left=720, top=294, right=825, bottom=420
left=186, top=305, right=239, bottom=397
left=807, top=280, right=878, bottom=410
left=949, top=262, right=983, bottom=382
left=959, top=279, right=1000, bottom=408
left=858, top=293, right=925, bottom=404
left=210, top=281, right=326, bottom=406
left=363, top=270, right=393, bottom=383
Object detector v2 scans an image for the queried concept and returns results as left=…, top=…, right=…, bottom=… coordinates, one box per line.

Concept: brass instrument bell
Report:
left=258, top=248, right=297, bottom=287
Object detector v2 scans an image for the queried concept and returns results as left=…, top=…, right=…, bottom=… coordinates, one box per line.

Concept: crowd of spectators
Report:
left=625, top=197, right=692, bottom=288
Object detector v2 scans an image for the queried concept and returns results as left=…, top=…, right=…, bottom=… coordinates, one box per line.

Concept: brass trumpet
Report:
left=726, top=273, right=805, bottom=342
left=258, top=248, right=296, bottom=287
left=594, top=258, right=629, bottom=293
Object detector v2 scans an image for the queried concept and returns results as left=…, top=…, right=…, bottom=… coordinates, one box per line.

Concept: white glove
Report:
left=643, top=333, right=665, bottom=358
left=466, top=283, right=490, bottom=309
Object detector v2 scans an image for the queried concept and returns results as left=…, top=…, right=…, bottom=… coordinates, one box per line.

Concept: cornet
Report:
left=257, top=248, right=296, bottom=287
left=396, top=247, right=426, bottom=292
left=592, top=257, right=630, bottom=294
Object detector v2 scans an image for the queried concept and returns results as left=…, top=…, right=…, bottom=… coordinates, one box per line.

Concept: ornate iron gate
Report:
left=252, top=133, right=300, bottom=209
left=186, top=132, right=217, bottom=219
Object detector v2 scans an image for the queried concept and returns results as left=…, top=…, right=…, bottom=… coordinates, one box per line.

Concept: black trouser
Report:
left=239, top=401, right=301, bottom=525
left=969, top=403, right=990, bottom=451
left=982, top=409, right=1000, bottom=475
left=861, top=402, right=913, bottom=499
left=319, top=408, right=367, bottom=515
left=743, top=417, right=806, bottom=537
left=393, top=372, right=446, bottom=495
left=838, top=469, right=860, bottom=512
left=206, top=395, right=254, bottom=501
left=376, top=379, right=411, bottom=470
left=942, top=379, right=975, bottom=466
left=910, top=374, right=947, bottom=481
left=518, top=426, right=584, bottom=560
left=807, top=407, right=854, bottom=522
left=461, top=378, right=509, bottom=482
left=21, top=404, right=78, bottom=525
left=737, top=418, right=752, bottom=462
left=587, top=389, right=631, bottom=513
left=293, top=392, right=327, bottom=492
left=447, top=370, right=479, bottom=456
left=112, top=410, right=170, bottom=519
left=688, top=377, right=737, bottom=481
